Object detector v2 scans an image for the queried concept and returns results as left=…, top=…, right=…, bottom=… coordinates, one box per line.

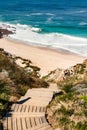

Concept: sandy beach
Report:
left=0, top=38, right=86, bottom=75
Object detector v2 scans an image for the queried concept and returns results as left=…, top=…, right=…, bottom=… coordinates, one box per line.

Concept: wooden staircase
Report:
left=3, top=84, right=61, bottom=130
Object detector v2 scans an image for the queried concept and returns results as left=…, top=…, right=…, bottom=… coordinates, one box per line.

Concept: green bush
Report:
left=75, top=122, right=87, bottom=130
left=59, top=116, right=70, bottom=125
left=59, top=92, right=74, bottom=101
left=62, top=84, right=73, bottom=93
left=58, top=105, right=74, bottom=116
left=84, top=110, right=87, bottom=117
left=79, top=96, right=87, bottom=102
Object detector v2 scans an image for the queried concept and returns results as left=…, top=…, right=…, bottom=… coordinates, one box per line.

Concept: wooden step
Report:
left=29, top=124, right=51, bottom=130
left=3, top=85, right=57, bottom=130
left=11, top=104, right=46, bottom=113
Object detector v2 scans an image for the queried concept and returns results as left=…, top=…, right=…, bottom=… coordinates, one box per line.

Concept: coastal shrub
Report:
left=59, top=116, right=70, bottom=125
left=0, top=103, right=4, bottom=110
left=75, top=122, right=87, bottom=130
left=0, top=81, right=9, bottom=102
left=84, top=110, right=87, bottom=117
left=62, top=84, right=73, bottom=93
left=0, top=81, right=7, bottom=90
left=0, top=93, right=8, bottom=101
left=58, top=105, right=74, bottom=116
left=0, top=50, right=49, bottom=122
left=74, top=64, right=86, bottom=74
left=17, top=85, right=29, bottom=96
left=79, top=96, right=87, bottom=102
left=29, top=65, right=40, bottom=72
left=0, top=98, right=10, bottom=118
left=59, top=92, right=74, bottom=101
left=46, top=59, right=87, bottom=130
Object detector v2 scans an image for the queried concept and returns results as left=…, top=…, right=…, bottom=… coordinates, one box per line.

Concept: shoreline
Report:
left=6, top=37, right=86, bottom=57
left=0, top=37, right=86, bottom=76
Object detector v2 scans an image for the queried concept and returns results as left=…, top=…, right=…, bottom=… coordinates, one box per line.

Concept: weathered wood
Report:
left=7, top=117, right=12, bottom=130
left=17, top=118, right=22, bottom=130
left=12, top=118, right=17, bottom=130
left=3, top=84, right=60, bottom=130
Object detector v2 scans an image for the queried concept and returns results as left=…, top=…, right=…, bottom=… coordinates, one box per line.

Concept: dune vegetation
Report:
left=0, top=48, right=48, bottom=127
left=46, top=60, right=87, bottom=130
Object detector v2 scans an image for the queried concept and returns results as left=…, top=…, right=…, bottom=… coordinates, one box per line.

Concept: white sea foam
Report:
left=66, top=10, right=87, bottom=15
left=29, top=13, right=54, bottom=16
left=46, top=16, right=53, bottom=23
left=79, top=22, right=87, bottom=26
left=45, top=13, right=54, bottom=16
left=31, top=27, right=42, bottom=32
left=0, top=22, right=87, bottom=56
left=30, top=13, right=43, bottom=16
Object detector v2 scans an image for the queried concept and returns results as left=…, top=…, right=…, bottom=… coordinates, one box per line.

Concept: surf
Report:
left=0, top=22, right=87, bottom=56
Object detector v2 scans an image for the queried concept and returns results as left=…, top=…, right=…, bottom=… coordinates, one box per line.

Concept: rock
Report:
left=0, top=26, right=14, bottom=38
left=0, top=31, right=3, bottom=38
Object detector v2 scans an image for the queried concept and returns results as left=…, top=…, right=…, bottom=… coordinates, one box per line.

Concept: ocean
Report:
left=0, top=0, right=87, bottom=56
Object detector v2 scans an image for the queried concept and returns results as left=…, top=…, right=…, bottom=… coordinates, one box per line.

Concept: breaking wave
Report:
left=0, top=22, right=87, bottom=56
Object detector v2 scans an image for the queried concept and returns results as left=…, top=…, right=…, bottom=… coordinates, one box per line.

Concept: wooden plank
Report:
left=23, top=105, right=27, bottom=112
left=26, top=117, right=31, bottom=128
left=34, top=117, right=37, bottom=126
left=34, top=117, right=40, bottom=126
left=40, top=107, right=43, bottom=112
left=21, top=105, right=25, bottom=112
left=21, top=118, right=27, bottom=130
left=12, top=117, right=17, bottom=130
left=35, top=106, right=37, bottom=112
left=29, top=106, right=32, bottom=112
left=39, top=117, right=43, bottom=124
left=16, top=104, right=20, bottom=112
left=17, top=105, right=22, bottom=112
left=30, top=123, right=49, bottom=130
left=25, top=105, right=28, bottom=112
left=28, top=106, right=30, bottom=112
left=20, top=105, right=23, bottom=112
left=29, top=118, right=32, bottom=127
left=14, top=104, right=19, bottom=112
left=33, top=124, right=50, bottom=130
left=31, top=106, right=34, bottom=112
left=33, top=106, right=36, bottom=112
left=37, top=107, right=40, bottom=113
left=17, top=118, right=22, bottom=130
left=39, top=107, right=42, bottom=112
left=25, top=118, right=28, bottom=129
left=30, top=117, right=36, bottom=127
left=21, top=105, right=26, bottom=112
left=7, top=117, right=12, bottom=130
left=41, top=107, right=45, bottom=112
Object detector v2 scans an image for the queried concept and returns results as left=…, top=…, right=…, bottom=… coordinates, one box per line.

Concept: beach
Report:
left=0, top=38, right=86, bottom=76
left=0, top=0, right=87, bottom=76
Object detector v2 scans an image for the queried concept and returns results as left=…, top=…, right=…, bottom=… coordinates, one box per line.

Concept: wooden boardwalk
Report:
left=3, top=84, right=60, bottom=130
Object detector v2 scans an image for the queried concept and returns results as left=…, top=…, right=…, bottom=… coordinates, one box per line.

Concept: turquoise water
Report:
left=0, top=0, right=87, bottom=55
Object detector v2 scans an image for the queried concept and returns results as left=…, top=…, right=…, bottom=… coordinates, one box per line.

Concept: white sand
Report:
left=0, top=38, right=86, bottom=75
